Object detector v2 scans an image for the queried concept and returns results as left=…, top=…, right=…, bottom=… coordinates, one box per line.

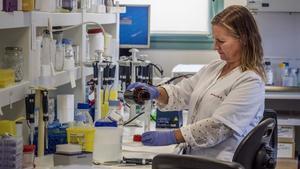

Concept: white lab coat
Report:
left=161, top=59, right=265, bottom=161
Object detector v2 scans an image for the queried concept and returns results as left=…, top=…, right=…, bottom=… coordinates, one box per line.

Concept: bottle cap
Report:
left=62, top=38, right=72, bottom=45
left=279, top=63, right=285, bottom=69
left=77, top=103, right=89, bottom=109
left=265, top=61, right=271, bottom=65
left=88, top=28, right=103, bottom=34
left=23, top=145, right=35, bottom=153
left=133, top=134, right=142, bottom=142
left=95, top=120, right=117, bottom=127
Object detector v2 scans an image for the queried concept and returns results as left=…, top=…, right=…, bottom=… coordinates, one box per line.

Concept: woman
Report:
left=127, top=5, right=265, bottom=161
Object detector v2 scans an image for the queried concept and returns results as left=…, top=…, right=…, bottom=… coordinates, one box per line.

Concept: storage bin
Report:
left=22, top=0, right=34, bottom=11
left=66, top=127, right=95, bottom=152
left=93, top=121, right=123, bottom=163
left=0, top=69, right=15, bottom=88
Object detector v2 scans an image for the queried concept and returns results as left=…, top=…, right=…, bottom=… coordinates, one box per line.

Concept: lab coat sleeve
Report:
left=158, top=65, right=209, bottom=111
left=212, top=72, right=265, bottom=136
left=180, top=117, right=233, bottom=147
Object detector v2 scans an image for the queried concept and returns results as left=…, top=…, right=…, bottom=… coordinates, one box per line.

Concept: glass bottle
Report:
left=3, top=47, right=24, bottom=82
left=63, top=39, right=75, bottom=71
left=264, top=61, right=273, bottom=86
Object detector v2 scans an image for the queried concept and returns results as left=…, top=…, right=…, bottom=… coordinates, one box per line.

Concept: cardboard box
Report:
left=277, top=142, right=295, bottom=159
left=278, top=126, right=295, bottom=143
left=276, top=158, right=298, bottom=169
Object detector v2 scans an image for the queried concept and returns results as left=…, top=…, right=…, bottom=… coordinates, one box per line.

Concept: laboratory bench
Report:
left=34, top=124, right=178, bottom=169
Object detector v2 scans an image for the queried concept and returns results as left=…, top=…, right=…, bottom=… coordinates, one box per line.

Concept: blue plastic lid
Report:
left=95, top=120, right=117, bottom=127
left=62, top=38, right=72, bottom=45
left=77, top=103, right=89, bottom=109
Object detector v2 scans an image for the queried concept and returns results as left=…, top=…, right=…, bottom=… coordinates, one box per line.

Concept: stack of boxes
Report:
left=277, top=125, right=297, bottom=169
left=0, top=135, right=23, bottom=169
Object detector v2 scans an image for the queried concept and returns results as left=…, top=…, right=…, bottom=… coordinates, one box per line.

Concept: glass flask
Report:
left=3, top=47, right=24, bottom=82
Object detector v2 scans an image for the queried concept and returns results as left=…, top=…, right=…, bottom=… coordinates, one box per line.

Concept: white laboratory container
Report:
left=88, top=28, right=104, bottom=62
left=93, top=121, right=123, bottom=163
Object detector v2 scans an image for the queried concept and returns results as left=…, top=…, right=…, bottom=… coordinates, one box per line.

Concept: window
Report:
left=118, top=0, right=224, bottom=49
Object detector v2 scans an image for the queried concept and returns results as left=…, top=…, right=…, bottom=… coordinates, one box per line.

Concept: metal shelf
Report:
left=265, top=86, right=300, bottom=100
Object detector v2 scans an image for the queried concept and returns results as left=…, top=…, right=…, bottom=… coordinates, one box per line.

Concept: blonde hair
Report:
left=211, top=5, right=266, bottom=81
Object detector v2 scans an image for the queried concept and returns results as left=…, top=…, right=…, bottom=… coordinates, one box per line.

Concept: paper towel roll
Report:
left=57, top=95, right=75, bottom=123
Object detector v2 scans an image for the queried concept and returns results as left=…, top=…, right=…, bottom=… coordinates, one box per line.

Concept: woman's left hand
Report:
left=141, top=130, right=177, bottom=146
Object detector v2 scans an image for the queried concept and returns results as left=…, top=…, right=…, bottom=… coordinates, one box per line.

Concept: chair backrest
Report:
left=233, top=109, right=277, bottom=169
left=152, top=154, right=245, bottom=169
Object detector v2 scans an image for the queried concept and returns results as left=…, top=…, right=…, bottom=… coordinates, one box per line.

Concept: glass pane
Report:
left=118, top=0, right=209, bottom=34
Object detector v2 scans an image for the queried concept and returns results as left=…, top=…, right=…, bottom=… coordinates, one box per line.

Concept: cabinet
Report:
left=0, top=11, right=120, bottom=114
left=247, top=0, right=300, bottom=12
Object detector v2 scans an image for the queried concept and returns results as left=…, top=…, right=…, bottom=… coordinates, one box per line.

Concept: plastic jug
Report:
left=93, top=120, right=123, bottom=163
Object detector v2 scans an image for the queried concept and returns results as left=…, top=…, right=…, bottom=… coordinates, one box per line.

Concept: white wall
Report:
left=139, top=50, right=219, bottom=77
left=224, top=0, right=247, bottom=7
left=139, top=0, right=247, bottom=77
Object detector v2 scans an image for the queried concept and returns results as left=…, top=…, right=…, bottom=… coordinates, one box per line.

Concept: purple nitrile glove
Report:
left=141, top=130, right=177, bottom=146
left=127, top=82, right=160, bottom=100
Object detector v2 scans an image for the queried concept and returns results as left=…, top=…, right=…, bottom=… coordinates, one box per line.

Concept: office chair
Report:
left=152, top=110, right=277, bottom=169
left=152, top=154, right=245, bottom=169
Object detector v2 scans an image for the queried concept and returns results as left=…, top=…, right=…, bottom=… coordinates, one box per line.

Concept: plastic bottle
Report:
left=75, top=103, right=93, bottom=127
left=62, top=39, right=75, bottom=71
left=264, top=61, right=273, bottom=86
left=290, top=68, right=298, bottom=87
left=282, top=68, right=294, bottom=87
left=278, top=63, right=285, bottom=86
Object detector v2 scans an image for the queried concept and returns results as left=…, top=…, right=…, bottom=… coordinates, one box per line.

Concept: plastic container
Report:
left=93, top=120, right=123, bottom=163
left=22, top=0, right=34, bottom=11
left=0, top=120, right=17, bottom=136
left=75, top=103, right=93, bottom=127
left=55, top=44, right=65, bottom=71
left=88, top=28, right=104, bottom=62
left=61, top=0, right=77, bottom=11
left=0, top=135, right=23, bottom=169
left=0, top=69, right=15, bottom=88
left=66, top=127, right=95, bottom=152
left=22, top=145, right=35, bottom=169
left=103, top=33, right=112, bottom=57
left=63, top=39, right=75, bottom=71
left=3, top=47, right=24, bottom=82
left=3, top=0, right=18, bottom=12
